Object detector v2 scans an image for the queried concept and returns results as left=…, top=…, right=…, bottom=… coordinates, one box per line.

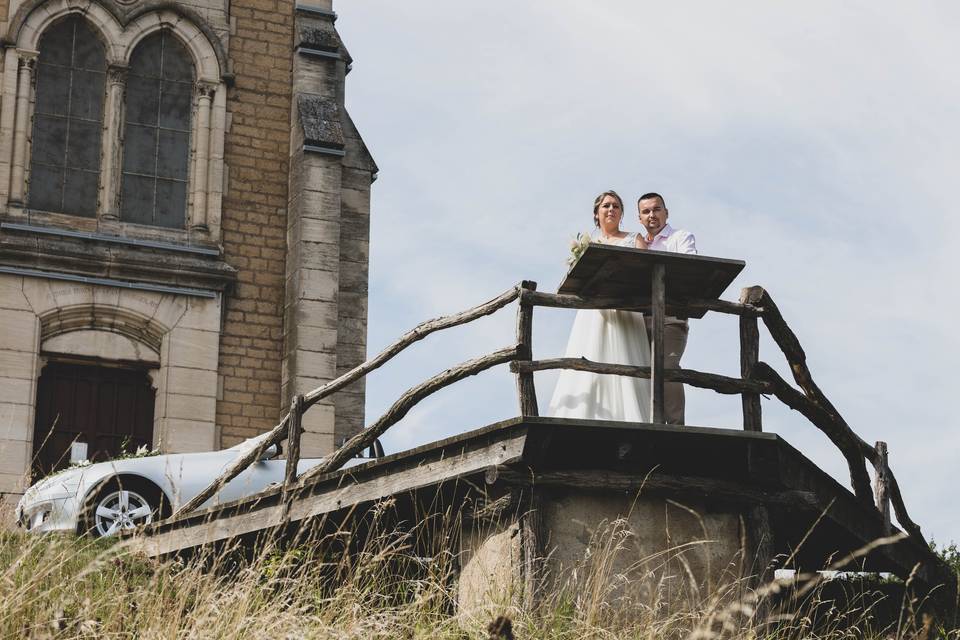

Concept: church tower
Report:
left=0, top=0, right=375, bottom=511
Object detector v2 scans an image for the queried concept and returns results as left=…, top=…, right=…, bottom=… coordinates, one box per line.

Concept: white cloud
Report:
left=337, top=1, right=960, bottom=544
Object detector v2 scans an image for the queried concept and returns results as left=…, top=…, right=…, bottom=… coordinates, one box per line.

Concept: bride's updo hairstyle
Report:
left=593, top=190, right=625, bottom=228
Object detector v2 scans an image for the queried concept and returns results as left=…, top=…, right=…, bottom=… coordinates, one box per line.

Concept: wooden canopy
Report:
left=559, top=245, right=745, bottom=318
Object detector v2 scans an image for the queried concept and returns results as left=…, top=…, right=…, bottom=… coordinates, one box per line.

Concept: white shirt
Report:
left=645, top=224, right=697, bottom=255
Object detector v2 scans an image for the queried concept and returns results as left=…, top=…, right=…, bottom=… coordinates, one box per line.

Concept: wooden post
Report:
left=283, top=394, right=304, bottom=496
left=650, top=263, right=666, bottom=423
left=739, top=289, right=762, bottom=432
left=516, top=281, right=539, bottom=417
left=873, top=440, right=891, bottom=535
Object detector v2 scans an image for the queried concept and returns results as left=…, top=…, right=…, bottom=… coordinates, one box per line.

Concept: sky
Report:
left=334, top=1, right=959, bottom=546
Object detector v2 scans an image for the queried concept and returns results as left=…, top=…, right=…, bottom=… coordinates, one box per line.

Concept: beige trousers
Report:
left=645, top=320, right=689, bottom=425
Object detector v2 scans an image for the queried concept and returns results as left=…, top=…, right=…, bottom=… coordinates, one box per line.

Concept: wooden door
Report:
left=32, top=362, right=155, bottom=479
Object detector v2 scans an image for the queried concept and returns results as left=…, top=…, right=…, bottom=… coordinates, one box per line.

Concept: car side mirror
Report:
left=260, top=442, right=282, bottom=461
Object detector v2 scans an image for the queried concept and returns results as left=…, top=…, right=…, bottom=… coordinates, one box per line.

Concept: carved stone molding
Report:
left=107, top=64, right=128, bottom=86
left=196, top=81, right=217, bottom=100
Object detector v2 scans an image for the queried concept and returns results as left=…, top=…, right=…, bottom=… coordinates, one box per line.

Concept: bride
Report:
left=548, top=190, right=652, bottom=422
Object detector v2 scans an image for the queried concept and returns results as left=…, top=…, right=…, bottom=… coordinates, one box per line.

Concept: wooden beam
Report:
left=299, top=345, right=523, bottom=482
left=493, top=467, right=818, bottom=509
left=873, top=441, right=891, bottom=535
left=650, top=263, right=666, bottom=423
left=519, top=289, right=763, bottom=316
left=580, top=254, right=621, bottom=296
left=511, top=358, right=771, bottom=395
left=283, top=394, right=305, bottom=499
left=739, top=288, right=762, bottom=432
left=515, top=281, right=539, bottom=417
left=131, top=431, right=529, bottom=558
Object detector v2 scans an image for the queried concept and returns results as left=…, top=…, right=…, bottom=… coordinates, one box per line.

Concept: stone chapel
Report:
left=0, top=0, right=375, bottom=511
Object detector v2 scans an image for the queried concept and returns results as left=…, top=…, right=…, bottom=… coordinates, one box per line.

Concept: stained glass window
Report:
left=120, top=31, right=194, bottom=228
left=28, top=16, right=106, bottom=216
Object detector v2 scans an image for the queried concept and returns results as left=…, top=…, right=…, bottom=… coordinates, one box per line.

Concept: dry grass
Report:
left=0, top=514, right=955, bottom=639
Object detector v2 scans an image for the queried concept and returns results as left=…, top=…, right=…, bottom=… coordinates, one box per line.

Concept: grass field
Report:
left=1, top=516, right=956, bottom=640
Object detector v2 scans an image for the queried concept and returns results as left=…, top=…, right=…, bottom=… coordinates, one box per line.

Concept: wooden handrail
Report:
left=297, top=344, right=522, bottom=483
left=174, top=284, right=521, bottom=517
left=519, top=289, right=763, bottom=317
left=511, top=358, right=771, bottom=395
left=169, top=277, right=930, bottom=559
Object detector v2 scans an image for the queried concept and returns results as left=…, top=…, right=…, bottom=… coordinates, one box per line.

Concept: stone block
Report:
left=166, top=328, right=220, bottom=371
left=0, top=476, right=27, bottom=495
left=293, top=299, right=339, bottom=330
left=164, top=393, right=218, bottom=422
left=338, top=259, right=369, bottom=293
left=0, top=275, right=29, bottom=311
left=301, top=156, right=342, bottom=196
left=299, top=430, right=334, bottom=459
left=0, top=309, right=37, bottom=352
left=21, top=279, right=56, bottom=314
left=164, top=367, right=219, bottom=398
left=298, top=217, right=340, bottom=244
left=340, top=187, right=370, bottom=214
left=48, top=282, right=94, bottom=309
left=0, top=402, right=33, bottom=442
left=174, top=297, right=223, bottom=333
left=299, top=240, right=341, bottom=271
left=158, top=418, right=217, bottom=453
left=42, top=330, right=160, bottom=365
left=92, top=286, right=121, bottom=309
left=151, top=295, right=190, bottom=332
left=0, top=377, right=32, bottom=405
left=290, top=348, right=337, bottom=381
left=299, top=188, right=342, bottom=222
left=293, top=325, right=338, bottom=352
left=0, top=349, right=37, bottom=380
left=0, top=438, right=29, bottom=476
left=298, top=268, right=338, bottom=303
left=116, top=290, right=164, bottom=321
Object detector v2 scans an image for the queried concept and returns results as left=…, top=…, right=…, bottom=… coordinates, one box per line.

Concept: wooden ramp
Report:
left=128, top=417, right=942, bottom=588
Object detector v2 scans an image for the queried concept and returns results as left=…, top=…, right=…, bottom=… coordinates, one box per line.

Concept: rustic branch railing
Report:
left=171, top=279, right=922, bottom=552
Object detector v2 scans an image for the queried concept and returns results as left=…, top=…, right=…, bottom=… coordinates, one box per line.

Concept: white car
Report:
left=15, top=434, right=381, bottom=537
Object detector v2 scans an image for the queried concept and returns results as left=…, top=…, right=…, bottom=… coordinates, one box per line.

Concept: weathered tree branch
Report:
left=298, top=345, right=523, bottom=483
left=743, top=286, right=846, bottom=423
left=303, top=285, right=520, bottom=408
left=751, top=362, right=874, bottom=505
left=511, top=358, right=771, bottom=395
left=173, top=414, right=290, bottom=517
left=172, top=285, right=520, bottom=518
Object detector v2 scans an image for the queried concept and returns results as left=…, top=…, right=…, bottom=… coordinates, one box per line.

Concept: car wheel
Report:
left=80, top=479, right=167, bottom=537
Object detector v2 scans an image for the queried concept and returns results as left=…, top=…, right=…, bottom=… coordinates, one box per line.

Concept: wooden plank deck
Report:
left=126, top=417, right=943, bottom=587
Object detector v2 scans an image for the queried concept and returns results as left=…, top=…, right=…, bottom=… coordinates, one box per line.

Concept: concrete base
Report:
left=458, top=490, right=749, bottom=623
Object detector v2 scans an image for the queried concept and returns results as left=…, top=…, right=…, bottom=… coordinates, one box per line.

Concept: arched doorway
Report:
left=31, top=360, right=155, bottom=479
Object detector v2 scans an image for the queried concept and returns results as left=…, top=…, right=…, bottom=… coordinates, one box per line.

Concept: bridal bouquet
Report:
left=566, top=232, right=592, bottom=267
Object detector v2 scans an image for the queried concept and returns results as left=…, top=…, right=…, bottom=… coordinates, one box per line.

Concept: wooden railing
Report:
left=172, top=280, right=918, bottom=550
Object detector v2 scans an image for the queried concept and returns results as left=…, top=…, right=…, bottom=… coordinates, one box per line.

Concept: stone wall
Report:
left=216, top=0, right=294, bottom=446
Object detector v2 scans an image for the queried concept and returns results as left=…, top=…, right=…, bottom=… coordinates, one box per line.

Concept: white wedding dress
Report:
left=548, top=233, right=652, bottom=422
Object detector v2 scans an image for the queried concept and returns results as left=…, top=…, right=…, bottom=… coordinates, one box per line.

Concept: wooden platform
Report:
left=559, top=246, right=745, bottom=317
left=128, top=417, right=941, bottom=587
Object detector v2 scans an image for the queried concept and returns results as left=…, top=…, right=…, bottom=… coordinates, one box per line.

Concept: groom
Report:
left=637, top=192, right=696, bottom=425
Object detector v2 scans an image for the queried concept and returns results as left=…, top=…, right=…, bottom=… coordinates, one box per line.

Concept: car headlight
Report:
left=21, top=502, right=54, bottom=531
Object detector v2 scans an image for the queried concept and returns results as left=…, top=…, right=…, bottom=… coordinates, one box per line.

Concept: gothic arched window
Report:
left=28, top=16, right=106, bottom=216
left=121, top=31, right=194, bottom=228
